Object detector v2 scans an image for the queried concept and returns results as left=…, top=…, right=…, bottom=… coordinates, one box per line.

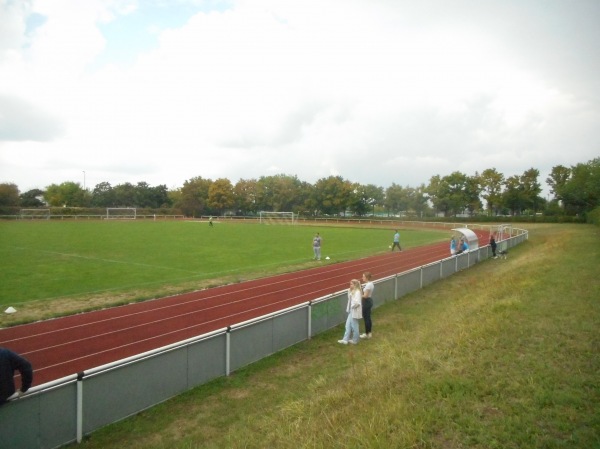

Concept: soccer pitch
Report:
left=0, top=219, right=447, bottom=309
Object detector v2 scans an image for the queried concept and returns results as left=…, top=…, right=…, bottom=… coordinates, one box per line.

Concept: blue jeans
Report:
left=343, top=312, right=359, bottom=343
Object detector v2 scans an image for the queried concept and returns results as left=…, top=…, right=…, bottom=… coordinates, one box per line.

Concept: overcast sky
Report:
left=1, top=0, right=599, bottom=196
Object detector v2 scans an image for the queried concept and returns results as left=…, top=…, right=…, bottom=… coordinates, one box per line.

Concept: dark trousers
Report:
left=362, top=298, right=373, bottom=333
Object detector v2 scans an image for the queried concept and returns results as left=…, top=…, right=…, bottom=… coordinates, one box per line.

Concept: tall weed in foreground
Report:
left=75, top=225, right=599, bottom=449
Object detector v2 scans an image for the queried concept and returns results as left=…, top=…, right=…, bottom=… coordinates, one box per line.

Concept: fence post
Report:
left=76, top=372, right=84, bottom=443
left=307, top=302, right=312, bottom=340
left=226, top=327, right=231, bottom=376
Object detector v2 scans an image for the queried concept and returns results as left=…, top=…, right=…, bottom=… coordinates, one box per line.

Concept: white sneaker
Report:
left=360, top=333, right=368, bottom=339
left=337, top=340, right=348, bottom=345
left=348, top=340, right=358, bottom=345
left=367, top=333, right=372, bottom=339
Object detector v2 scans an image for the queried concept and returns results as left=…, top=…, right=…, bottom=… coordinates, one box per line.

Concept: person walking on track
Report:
left=391, top=230, right=402, bottom=251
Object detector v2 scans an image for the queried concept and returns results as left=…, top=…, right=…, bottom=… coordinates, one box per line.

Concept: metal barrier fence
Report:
left=0, top=230, right=528, bottom=449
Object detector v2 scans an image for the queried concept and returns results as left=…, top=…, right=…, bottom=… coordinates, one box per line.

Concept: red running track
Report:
left=0, top=232, right=488, bottom=386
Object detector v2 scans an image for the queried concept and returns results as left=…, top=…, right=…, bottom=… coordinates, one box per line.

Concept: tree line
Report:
left=1, top=158, right=598, bottom=219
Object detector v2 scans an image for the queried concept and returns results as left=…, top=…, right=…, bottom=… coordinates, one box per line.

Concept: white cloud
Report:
left=0, top=0, right=598, bottom=194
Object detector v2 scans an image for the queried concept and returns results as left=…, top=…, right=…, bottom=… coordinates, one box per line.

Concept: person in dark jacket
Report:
left=490, top=235, right=497, bottom=258
left=0, top=347, right=33, bottom=405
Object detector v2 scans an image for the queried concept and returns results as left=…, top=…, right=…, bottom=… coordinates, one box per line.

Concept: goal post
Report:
left=259, top=211, right=296, bottom=225
left=106, top=208, right=137, bottom=220
left=19, top=209, right=50, bottom=220
left=495, top=224, right=512, bottom=241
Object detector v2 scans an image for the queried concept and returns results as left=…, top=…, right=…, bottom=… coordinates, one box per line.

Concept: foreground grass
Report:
left=73, top=224, right=600, bottom=449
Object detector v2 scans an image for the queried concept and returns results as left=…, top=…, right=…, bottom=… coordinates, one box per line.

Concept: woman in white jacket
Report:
left=338, top=279, right=363, bottom=345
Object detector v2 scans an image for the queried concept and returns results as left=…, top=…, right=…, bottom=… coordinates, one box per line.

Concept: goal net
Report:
left=20, top=209, right=50, bottom=220
left=259, top=211, right=296, bottom=225
left=495, top=224, right=512, bottom=241
left=106, top=208, right=137, bottom=220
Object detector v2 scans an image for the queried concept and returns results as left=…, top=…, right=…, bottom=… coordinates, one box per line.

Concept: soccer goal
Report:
left=495, top=224, right=513, bottom=241
left=106, top=208, right=137, bottom=220
left=19, top=209, right=50, bottom=220
left=259, top=211, right=296, bottom=225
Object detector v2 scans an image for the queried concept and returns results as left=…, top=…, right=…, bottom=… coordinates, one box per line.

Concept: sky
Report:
left=1, top=0, right=599, bottom=197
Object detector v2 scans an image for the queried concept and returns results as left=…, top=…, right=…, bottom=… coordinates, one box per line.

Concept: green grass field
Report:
left=66, top=224, right=600, bottom=449
left=0, top=219, right=447, bottom=325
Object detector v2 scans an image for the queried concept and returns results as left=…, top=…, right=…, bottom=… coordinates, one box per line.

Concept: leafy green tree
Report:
left=385, top=183, right=408, bottom=216
left=445, top=171, right=471, bottom=216
left=150, top=184, right=172, bottom=208
left=19, top=189, right=45, bottom=207
left=233, top=178, right=258, bottom=215
left=134, top=182, right=154, bottom=207
left=499, top=168, right=543, bottom=216
left=296, top=181, right=315, bottom=215
left=479, top=168, right=504, bottom=215
left=348, top=184, right=370, bottom=216
left=502, top=175, right=526, bottom=215
left=0, top=183, right=20, bottom=207
left=410, top=184, right=430, bottom=218
left=312, top=176, right=353, bottom=215
left=520, top=168, right=543, bottom=213
left=91, top=182, right=115, bottom=207
left=464, top=174, right=482, bottom=216
left=275, top=175, right=301, bottom=212
left=558, top=158, right=600, bottom=215
left=168, top=189, right=182, bottom=210
left=208, top=178, right=235, bottom=214
left=546, top=165, right=571, bottom=204
left=364, top=184, right=385, bottom=216
left=177, top=176, right=212, bottom=217
left=272, top=175, right=305, bottom=212
left=112, top=183, right=136, bottom=207
left=254, top=176, right=276, bottom=211
left=426, top=172, right=473, bottom=216
left=44, top=181, right=86, bottom=207
left=255, top=174, right=306, bottom=212
left=425, top=175, right=446, bottom=216
left=348, top=183, right=383, bottom=216
left=133, top=182, right=171, bottom=208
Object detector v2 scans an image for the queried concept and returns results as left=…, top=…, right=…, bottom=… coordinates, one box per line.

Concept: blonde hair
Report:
left=350, top=279, right=362, bottom=291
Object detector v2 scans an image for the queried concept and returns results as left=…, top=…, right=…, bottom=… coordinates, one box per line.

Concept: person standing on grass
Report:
left=490, top=235, right=497, bottom=258
left=360, top=272, right=375, bottom=339
left=391, top=230, right=402, bottom=251
left=0, top=347, right=33, bottom=406
left=338, top=279, right=363, bottom=345
left=312, top=233, right=322, bottom=260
